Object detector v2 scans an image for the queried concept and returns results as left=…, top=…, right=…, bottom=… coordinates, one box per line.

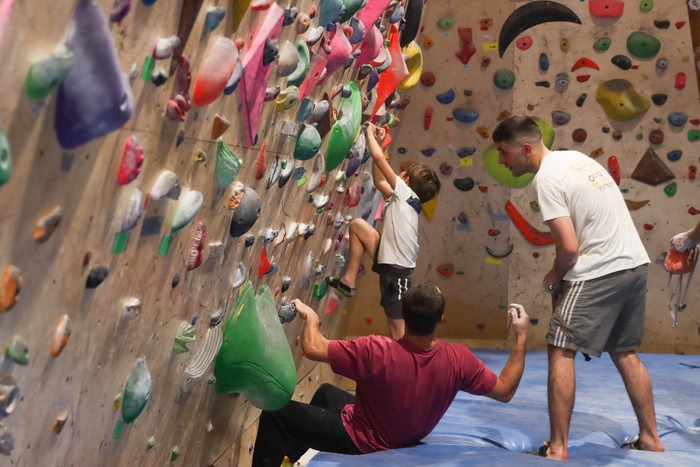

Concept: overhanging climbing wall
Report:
left=0, top=0, right=410, bottom=464
left=346, top=0, right=700, bottom=354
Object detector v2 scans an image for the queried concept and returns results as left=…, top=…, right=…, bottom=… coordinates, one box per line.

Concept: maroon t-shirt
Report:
left=327, top=336, right=498, bottom=453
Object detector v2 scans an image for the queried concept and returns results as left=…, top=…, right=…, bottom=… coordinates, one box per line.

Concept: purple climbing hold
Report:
left=55, top=0, right=134, bottom=149
left=551, top=111, right=571, bottom=126
left=421, top=147, right=436, bottom=157
left=439, top=162, right=453, bottom=176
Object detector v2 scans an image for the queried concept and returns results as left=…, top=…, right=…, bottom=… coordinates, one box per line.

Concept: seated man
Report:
left=252, top=282, right=529, bottom=465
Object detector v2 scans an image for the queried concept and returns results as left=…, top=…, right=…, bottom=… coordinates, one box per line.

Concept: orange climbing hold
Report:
left=255, top=141, right=267, bottom=180
left=423, top=35, right=433, bottom=49
left=211, top=114, right=230, bottom=138
left=0, top=265, right=22, bottom=313
left=436, top=263, right=455, bottom=277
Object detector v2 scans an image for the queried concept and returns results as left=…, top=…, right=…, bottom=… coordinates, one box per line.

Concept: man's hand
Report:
left=542, top=268, right=560, bottom=293
left=670, top=230, right=694, bottom=252
left=508, top=303, right=529, bottom=340
left=293, top=299, right=318, bottom=322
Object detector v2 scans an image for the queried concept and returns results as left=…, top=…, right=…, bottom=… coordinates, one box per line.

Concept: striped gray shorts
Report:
left=547, top=265, right=648, bottom=357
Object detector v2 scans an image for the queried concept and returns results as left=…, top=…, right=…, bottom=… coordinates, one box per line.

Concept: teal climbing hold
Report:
left=0, top=126, right=10, bottom=186
left=493, top=69, right=515, bottom=90
left=593, top=37, right=612, bottom=51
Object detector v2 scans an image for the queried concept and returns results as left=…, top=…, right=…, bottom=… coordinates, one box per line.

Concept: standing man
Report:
left=493, top=115, right=665, bottom=460
left=252, top=282, right=529, bottom=465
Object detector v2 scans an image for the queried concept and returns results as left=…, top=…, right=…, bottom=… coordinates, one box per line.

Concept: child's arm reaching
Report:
left=365, top=123, right=397, bottom=199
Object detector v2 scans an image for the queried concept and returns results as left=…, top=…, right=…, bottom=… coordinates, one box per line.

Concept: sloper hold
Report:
left=183, top=325, right=223, bottom=392
left=626, top=31, right=661, bottom=58
left=229, top=183, right=261, bottom=237
left=294, top=124, right=321, bottom=160
left=193, top=37, right=238, bottom=106
left=498, top=1, right=581, bottom=57
left=326, top=81, right=362, bottom=172
left=214, top=281, right=295, bottom=410
left=122, top=357, right=152, bottom=424
left=55, top=0, right=134, bottom=149
left=595, top=79, right=650, bottom=121
left=358, top=0, right=391, bottom=39
left=25, top=45, right=73, bottom=101
left=630, top=147, right=675, bottom=186
left=216, top=139, right=242, bottom=187
left=398, top=41, right=422, bottom=91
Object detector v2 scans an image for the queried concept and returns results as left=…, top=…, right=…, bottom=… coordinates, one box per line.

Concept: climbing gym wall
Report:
left=346, top=0, right=700, bottom=355
left=0, top=0, right=408, bottom=464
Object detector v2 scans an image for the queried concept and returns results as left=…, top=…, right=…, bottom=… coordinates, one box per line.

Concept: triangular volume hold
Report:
left=630, top=147, right=675, bottom=186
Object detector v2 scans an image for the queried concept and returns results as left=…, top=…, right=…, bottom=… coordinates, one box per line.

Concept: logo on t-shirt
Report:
left=406, top=196, right=422, bottom=214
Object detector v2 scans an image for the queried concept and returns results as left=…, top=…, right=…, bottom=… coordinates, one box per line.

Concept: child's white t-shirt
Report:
left=378, top=177, right=420, bottom=268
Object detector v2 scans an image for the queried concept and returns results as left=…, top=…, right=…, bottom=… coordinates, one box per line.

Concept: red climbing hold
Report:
left=424, top=107, right=433, bottom=130
left=608, top=155, right=620, bottom=186
left=488, top=229, right=500, bottom=237
left=117, top=135, right=144, bottom=186
left=689, top=165, right=697, bottom=181
left=255, top=141, right=267, bottom=180
left=258, top=245, right=271, bottom=278
left=455, top=27, right=476, bottom=65
left=420, top=71, right=436, bottom=87
left=571, top=57, right=600, bottom=72
left=478, top=185, right=488, bottom=193
left=689, top=207, right=700, bottom=216
left=643, top=223, right=654, bottom=231
left=505, top=201, right=554, bottom=246
left=675, top=21, right=686, bottom=29
left=589, top=0, right=624, bottom=18
left=675, top=72, right=686, bottom=90
left=515, top=37, right=533, bottom=51
left=576, top=75, right=591, bottom=83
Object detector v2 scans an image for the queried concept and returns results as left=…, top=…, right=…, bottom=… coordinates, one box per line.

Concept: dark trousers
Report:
left=252, top=383, right=363, bottom=466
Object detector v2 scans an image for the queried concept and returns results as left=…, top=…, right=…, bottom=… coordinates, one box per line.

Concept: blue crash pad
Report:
left=310, top=350, right=700, bottom=466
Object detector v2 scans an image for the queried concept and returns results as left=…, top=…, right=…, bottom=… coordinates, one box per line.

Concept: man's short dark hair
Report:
left=492, top=115, right=542, bottom=146
left=402, top=282, right=445, bottom=336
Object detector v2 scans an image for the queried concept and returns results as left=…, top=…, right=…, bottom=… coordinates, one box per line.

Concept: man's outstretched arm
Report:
left=294, top=299, right=330, bottom=363
left=487, top=304, right=529, bottom=403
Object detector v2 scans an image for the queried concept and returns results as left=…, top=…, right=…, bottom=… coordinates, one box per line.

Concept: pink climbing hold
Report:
left=515, top=36, right=533, bottom=51
left=193, top=37, right=238, bottom=107
left=117, top=135, right=144, bottom=186
left=357, top=0, right=391, bottom=41
left=323, top=25, right=353, bottom=78
left=355, top=25, right=382, bottom=68
left=240, top=3, right=284, bottom=145
left=674, top=72, right=686, bottom=90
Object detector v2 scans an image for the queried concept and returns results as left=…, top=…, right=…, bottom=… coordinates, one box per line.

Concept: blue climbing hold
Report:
left=667, top=149, right=682, bottom=162
left=452, top=108, right=479, bottom=123
left=436, top=89, right=456, bottom=104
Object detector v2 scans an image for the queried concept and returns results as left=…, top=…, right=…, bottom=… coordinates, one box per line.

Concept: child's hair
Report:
left=492, top=115, right=542, bottom=145
left=406, top=163, right=441, bottom=203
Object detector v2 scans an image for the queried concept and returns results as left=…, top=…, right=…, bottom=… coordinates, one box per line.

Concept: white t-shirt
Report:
left=533, top=150, right=649, bottom=281
left=378, top=177, right=420, bottom=268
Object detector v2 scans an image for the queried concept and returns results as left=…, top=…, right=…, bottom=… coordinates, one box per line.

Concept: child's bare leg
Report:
left=387, top=318, right=405, bottom=339
left=341, top=219, right=380, bottom=289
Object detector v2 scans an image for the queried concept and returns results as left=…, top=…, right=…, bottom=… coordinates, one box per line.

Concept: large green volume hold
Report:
left=326, top=80, right=362, bottom=173
left=214, top=281, right=295, bottom=411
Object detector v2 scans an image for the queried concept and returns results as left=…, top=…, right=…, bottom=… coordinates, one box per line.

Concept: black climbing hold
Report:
left=263, top=39, right=278, bottom=66
left=453, top=177, right=475, bottom=192
left=86, top=265, right=109, bottom=289
left=611, top=54, right=632, bottom=70
left=653, top=20, right=670, bottom=29
left=172, top=272, right=180, bottom=288
left=398, top=147, right=407, bottom=154
left=651, top=93, right=667, bottom=106
left=575, top=93, right=588, bottom=107
left=535, top=81, right=550, bottom=88
left=245, top=235, right=255, bottom=247
left=602, top=127, right=610, bottom=134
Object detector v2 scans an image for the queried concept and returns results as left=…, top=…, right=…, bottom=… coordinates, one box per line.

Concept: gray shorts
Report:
left=546, top=264, right=648, bottom=357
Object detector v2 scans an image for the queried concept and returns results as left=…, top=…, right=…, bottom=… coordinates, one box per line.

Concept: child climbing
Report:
left=326, top=122, right=441, bottom=338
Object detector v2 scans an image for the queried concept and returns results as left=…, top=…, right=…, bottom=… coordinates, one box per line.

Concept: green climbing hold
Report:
left=141, top=56, right=155, bottom=81
left=25, top=45, right=73, bottom=101
left=639, top=0, right=653, bottom=12
left=287, top=40, right=310, bottom=88
left=214, top=281, right=295, bottom=411
left=636, top=133, right=644, bottom=141
left=294, top=124, right=321, bottom=161
left=595, top=79, right=650, bottom=121
left=172, top=320, right=196, bottom=353
left=493, top=69, right=515, bottom=90
left=5, top=335, right=29, bottom=365
left=688, top=130, right=700, bottom=142
left=0, top=126, right=10, bottom=186
left=170, top=446, right=180, bottom=462
left=339, top=0, right=364, bottom=22
left=593, top=37, right=612, bottom=52
left=216, top=139, right=243, bottom=188
left=326, top=80, right=362, bottom=172
left=483, top=116, right=554, bottom=188
left=664, top=181, right=677, bottom=197
left=437, top=16, right=455, bottom=31
left=113, top=420, right=124, bottom=439
left=122, top=357, right=152, bottom=424
left=626, top=31, right=660, bottom=59
left=312, top=280, right=328, bottom=300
